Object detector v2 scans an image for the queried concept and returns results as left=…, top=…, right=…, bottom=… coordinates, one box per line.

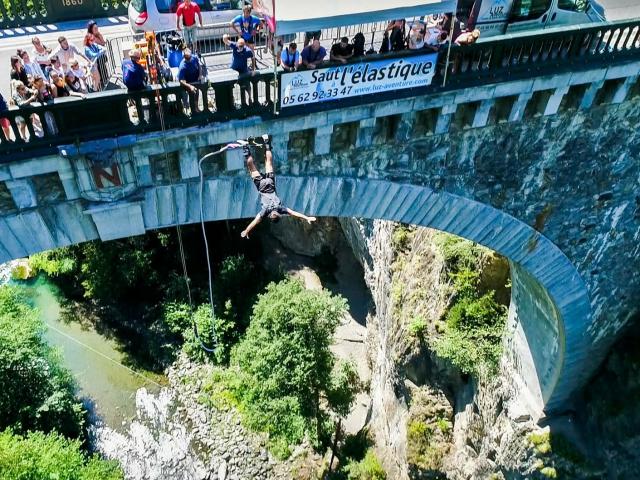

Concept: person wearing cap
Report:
left=330, top=37, right=353, bottom=64
left=122, top=48, right=147, bottom=91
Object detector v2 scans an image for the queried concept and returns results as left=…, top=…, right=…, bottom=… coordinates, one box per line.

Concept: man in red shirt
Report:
left=176, top=0, right=203, bottom=52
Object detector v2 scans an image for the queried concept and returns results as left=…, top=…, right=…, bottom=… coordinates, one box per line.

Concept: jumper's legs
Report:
left=264, top=150, right=274, bottom=174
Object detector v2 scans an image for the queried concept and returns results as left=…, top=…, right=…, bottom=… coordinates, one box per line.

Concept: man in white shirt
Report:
left=51, top=36, right=89, bottom=71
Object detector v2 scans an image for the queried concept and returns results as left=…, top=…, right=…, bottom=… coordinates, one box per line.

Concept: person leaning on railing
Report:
left=300, top=39, right=326, bottom=70
left=330, top=37, right=354, bottom=64
left=122, top=49, right=148, bottom=91
left=280, top=42, right=300, bottom=72
left=178, top=48, right=202, bottom=112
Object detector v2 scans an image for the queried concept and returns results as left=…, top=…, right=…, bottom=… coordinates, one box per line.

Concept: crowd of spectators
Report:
left=2, top=21, right=110, bottom=142
left=1, top=4, right=481, bottom=144
left=277, top=15, right=480, bottom=72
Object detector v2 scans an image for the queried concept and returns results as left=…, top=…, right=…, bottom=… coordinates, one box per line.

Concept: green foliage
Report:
left=432, top=233, right=508, bottom=378
left=408, top=316, right=428, bottom=339
left=392, top=225, right=413, bottom=252
left=343, top=450, right=387, bottom=480
left=0, top=286, right=84, bottom=438
left=28, top=250, right=76, bottom=278
left=204, top=279, right=353, bottom=457
left=326, top=362, right=361, bottom=418
left=540, top=466, right=558, bottom=478
left=163, top=301, right=236, bottom=364
left=0, top=429, right=123, bottom=480
left=434, top=233, right=483, bottom=273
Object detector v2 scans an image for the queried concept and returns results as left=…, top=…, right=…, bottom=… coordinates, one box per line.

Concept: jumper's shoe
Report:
left=261, top=134, right=272, bottom=151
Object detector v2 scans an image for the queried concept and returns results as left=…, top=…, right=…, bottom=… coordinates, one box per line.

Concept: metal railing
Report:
left=104, top=22, right=272, bottom=88
left=1, top=19, right=639, bottom=160
left=0, top=0, right=127, bottom=29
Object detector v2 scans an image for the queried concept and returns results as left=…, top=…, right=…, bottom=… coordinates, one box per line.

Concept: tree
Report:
left=0, top=429, right=123, bottom=480
left=0, top=286, right=84, bottom=438
left=229, top=278, right=355, bottom=456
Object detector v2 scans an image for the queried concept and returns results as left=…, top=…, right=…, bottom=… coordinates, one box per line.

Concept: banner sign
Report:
left=280, top=52, right=438, bottom=108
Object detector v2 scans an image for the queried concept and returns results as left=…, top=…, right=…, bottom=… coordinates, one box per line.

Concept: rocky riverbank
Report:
left=92, top=354, right=290, bottom=480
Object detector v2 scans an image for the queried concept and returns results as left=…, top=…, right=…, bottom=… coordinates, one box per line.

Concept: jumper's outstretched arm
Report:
left=241, top=213, right=262, bottom=238
left=286, top=208, right=316, bottom=224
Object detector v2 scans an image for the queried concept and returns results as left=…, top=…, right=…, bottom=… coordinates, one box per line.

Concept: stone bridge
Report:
left=1, top=20, right=639, bottom=418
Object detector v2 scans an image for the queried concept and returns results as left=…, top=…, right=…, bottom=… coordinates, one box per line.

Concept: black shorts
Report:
left=253, top=171, right=275, bottom=193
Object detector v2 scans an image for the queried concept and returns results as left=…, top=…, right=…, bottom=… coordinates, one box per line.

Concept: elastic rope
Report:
left=196, top=140, right=268, bottom=352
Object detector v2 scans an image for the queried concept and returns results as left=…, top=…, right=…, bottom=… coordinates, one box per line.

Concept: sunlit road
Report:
left=601, top=0, right=640, bottom=21
left=0, top=17, right=131, bottom=100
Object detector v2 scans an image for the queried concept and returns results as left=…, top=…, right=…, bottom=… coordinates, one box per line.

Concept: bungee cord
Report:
left=196, top=138, right=267, bottom=353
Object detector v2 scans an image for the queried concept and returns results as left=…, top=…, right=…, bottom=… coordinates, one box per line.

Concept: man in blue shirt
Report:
left=178, top=48, right=201, bottom=111
left=280, top=42, right=299, bottom=72
left=230, top=5, right=261, bottom=48
left=301, top=39, right=326, bottom=70
left=222, top=34, right=256, bottom=104
left=122, top=49, right=147, bottom=91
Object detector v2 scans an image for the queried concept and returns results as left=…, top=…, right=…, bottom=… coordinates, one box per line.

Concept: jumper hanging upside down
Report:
left=240, top=135, right=317, bottom=238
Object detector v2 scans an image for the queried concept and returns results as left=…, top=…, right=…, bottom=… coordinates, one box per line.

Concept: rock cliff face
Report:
left=339, top=218, right=542, bottom=479
left=339, top=218, right=640, bottom=479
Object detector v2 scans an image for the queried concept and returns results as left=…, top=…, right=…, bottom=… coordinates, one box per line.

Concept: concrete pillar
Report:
left=472, top=99, right=495, bottom=128
left=435, top=103, right=457, bottom=135
left=178, top=149, right=200, bottom=179
left=612, top=75, right=638, bottom=104
left=395, top=112, right=415, bottom=142
left=313, top=125, right=333, bottom=156
left=356, top=118, right=377, bottom=148
left=509, top=93, right=533, bottom=122
left=543, top=86, right=570, bottom=116
left=58, top=168, right=80, bottom=200
left=580, top=80, right=604, bottom=110
left=5, top=179, right=37, bottom=209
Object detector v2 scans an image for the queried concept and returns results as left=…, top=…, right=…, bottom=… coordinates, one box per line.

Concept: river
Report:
left=7, top=273, right=163, bottom=431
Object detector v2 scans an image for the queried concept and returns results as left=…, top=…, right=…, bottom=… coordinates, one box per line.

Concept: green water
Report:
left=23, top=277, right=163, bottom=430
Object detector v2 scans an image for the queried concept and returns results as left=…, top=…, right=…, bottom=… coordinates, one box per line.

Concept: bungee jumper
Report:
left=239, top=134, right=317, bottom=239
left=194, top=134, right=316, bottom=352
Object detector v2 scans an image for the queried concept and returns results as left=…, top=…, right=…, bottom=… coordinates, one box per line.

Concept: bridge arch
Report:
left=145, top=174, right=589, bottom=415
left=0, top=173, right=591, bottom=416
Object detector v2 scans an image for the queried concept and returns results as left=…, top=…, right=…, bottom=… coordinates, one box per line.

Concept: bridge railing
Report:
left=2, top=19, right=639, bottom=161
left=442, top=20, right=640, bottom=86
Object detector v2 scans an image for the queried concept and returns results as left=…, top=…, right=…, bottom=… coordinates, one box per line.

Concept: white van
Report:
left=129, top=0, right=245, bottom=33
left=462, top=0, right=606, bottom=37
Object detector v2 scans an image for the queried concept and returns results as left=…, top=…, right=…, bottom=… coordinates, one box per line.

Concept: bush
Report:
left=408, top=316, right=428, bottom=339
left=204, top=279, right=354, bottom=457
left=28, top=250, right=76, bottom=278
left=344, top=450, right=387, bottom=480
left=434, top=293, right=506, bottom=376
left=0, top=286, right=84, bottom=438
left=0, top=429, right=122, bottom=480
left=433, top=237, right=507, bottom=377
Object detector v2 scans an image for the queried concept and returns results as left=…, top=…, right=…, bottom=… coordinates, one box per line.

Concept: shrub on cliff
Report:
left=0, top=286, right=84, bottom=438
left=0, top=429, right=122, bottom=480
left=432, top=234, right=508, bottom=377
